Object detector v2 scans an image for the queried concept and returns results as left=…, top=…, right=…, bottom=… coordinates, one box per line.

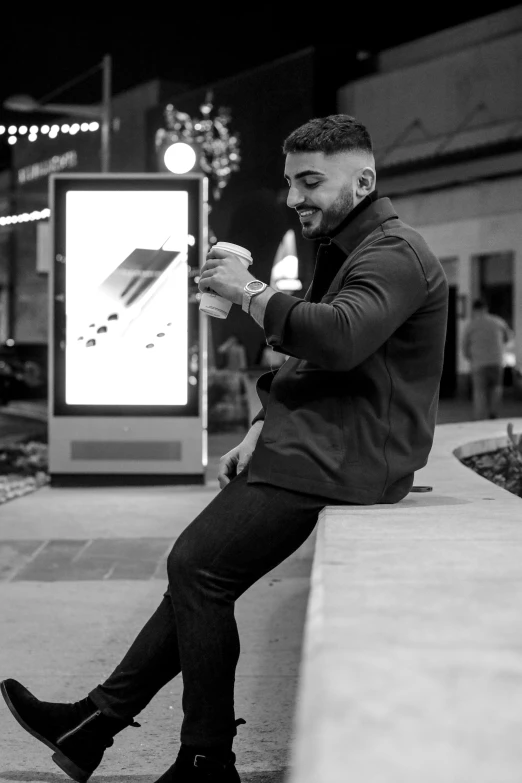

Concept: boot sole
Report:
left=0, top=680, right=91, bottom=783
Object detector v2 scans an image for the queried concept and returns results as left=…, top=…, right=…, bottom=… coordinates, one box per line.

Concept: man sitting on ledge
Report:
left=1, top=114, right=448, bottom=782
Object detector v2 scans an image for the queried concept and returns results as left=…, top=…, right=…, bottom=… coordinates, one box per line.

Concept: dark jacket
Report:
left=247, top=196, right=448, bottom=504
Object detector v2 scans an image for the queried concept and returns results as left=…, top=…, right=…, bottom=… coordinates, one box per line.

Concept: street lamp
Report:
left=155, top=92, right=241, bottom=200
left=3, top=55, right=112, bottom=172
left=164, top=142, right=198, bottom=174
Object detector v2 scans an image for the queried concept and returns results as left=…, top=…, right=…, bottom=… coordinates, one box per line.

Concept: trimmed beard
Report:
left=301, top=183, right=355, bottom=239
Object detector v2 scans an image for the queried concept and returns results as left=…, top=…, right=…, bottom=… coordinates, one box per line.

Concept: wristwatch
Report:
left=242, top=279, right=268, bottom=314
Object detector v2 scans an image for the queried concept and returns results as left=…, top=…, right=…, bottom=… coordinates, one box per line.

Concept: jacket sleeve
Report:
left=249, top=369, right=279, bottom=425
left=263, top=236, right=430, bottom=372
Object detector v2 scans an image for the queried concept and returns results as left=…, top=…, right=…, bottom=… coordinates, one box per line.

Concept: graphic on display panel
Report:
left=64, top=190, right=190, bottom=406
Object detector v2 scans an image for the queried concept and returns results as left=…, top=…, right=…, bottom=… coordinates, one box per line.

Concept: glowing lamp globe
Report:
left=164, top=142, right=197, bottom=174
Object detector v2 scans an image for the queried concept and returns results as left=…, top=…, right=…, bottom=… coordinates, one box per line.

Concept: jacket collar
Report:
left=326, top=195, right=397, bottom=258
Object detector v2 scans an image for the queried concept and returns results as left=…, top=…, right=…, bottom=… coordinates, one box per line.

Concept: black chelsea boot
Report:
left=1, top=678, right=139, bottom=782
left=154, top=746, right=241, bottom=783
left=153, top=719, right=246, bottom=782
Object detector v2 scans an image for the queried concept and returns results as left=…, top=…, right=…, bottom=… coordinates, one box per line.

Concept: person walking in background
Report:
left=1, top=114, right=448, bottom=783
left=462, top=298, right=513, bottom=420
left=217, top=336, right=247, bottom=372
left=216, top=336, right=248, bottom=424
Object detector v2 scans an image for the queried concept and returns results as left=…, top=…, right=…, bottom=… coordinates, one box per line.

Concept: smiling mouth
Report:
left=297, top=208, right=319, bottom=220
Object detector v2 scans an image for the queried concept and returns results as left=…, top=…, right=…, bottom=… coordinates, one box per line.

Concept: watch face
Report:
left=248, top=281, right=265, bottom=292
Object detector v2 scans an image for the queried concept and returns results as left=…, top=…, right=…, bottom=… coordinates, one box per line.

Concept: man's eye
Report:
left=305, top=181, right=320, bottom=188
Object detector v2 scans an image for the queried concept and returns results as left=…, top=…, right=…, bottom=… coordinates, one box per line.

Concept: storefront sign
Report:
left=18, top=151, right=78, bottom=184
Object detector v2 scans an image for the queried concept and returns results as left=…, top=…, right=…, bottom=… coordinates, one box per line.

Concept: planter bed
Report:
left=460, top=422, right=522, bottom=499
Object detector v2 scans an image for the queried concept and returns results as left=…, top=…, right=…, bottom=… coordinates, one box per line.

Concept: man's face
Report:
left=284, top=150, right=365, bottom=239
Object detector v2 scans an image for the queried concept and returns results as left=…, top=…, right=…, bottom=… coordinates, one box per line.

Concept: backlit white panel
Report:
left=64, top=190, right=189, bottom=405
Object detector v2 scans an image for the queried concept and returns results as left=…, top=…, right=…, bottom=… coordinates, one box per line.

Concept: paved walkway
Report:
left=0, top=405, right=308, bottom=782
left=0, top=392, right=521, bottom=782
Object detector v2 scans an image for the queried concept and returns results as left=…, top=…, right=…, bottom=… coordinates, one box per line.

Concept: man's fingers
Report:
left=217, top=452, right=237, bottom=489
left=206, top=248, right=228, bottom=260
left=198, top=269, right=215, bottom=285
left=202, top=258, right=221, bottom=270
left=218, top=474, right=230, bottom=490
left=217, top=448, right=252, bottom=490
left=219, top=451, right=237, bottom=468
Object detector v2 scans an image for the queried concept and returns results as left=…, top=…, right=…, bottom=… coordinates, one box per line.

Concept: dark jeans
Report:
left=88, top=469, right=332, bottom=748
left=471, top=364, right=503, bottom=420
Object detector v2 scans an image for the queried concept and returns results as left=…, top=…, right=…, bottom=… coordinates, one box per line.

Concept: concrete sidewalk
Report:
left=1, top=392, right=521, bottom=782
left=0, top=410, right=312, bottom=783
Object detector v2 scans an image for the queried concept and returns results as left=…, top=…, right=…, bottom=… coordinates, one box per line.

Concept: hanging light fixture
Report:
left=270, top=230, right=302, bottom=292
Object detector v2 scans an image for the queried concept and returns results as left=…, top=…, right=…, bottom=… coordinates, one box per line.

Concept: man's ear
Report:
left=355, top=166, right=376, bottom=198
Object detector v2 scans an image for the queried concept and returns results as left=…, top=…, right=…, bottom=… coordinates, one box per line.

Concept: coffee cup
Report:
left=199, top=242, right=253, bottom=319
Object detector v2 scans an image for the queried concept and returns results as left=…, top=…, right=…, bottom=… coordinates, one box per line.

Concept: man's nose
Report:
left=287, top=186, right=304, bottom=209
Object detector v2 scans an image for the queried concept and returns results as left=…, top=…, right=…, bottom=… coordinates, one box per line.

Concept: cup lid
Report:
left=213, top=242, right=253, bottom=263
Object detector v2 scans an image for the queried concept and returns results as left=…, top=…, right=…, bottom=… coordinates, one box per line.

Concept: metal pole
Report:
left=101, top=54, right=112, bottom=172
left=7, top=163, right=17, bottom=339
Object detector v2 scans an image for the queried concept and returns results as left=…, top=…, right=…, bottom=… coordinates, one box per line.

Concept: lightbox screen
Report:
left=65, top=190, right=189, bottom=406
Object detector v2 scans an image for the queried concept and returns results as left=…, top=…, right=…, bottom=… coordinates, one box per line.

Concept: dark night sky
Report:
left=1, top=4, right=520, bottom=116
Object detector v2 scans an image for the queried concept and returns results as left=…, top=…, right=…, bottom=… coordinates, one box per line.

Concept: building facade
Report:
left=338, top=6, right=522, bottom=396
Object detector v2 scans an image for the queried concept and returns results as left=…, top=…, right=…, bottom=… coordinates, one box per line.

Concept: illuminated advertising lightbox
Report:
left=51, top=175, right=204, bottom=417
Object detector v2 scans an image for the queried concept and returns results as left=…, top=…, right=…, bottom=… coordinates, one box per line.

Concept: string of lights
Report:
left=0, top=208, right=50, bottom=226
left=0, top=122, right=100, bottom=145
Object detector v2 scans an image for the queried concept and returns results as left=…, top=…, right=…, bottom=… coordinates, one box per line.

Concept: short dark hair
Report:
left=283, top=115, right=373, bottom=156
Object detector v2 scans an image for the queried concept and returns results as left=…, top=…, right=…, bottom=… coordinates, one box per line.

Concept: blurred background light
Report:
left=164, top=142, right=197, bottom=174
left=270, top=230, right=302, bottom=292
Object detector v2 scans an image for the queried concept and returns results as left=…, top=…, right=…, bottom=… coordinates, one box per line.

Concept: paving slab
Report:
left=0, top=420, right=316, bottom=782
left=0, top=570, right=313, bottom=781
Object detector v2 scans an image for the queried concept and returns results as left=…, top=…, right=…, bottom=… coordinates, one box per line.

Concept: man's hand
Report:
left=199, top=248, right=255, bottom=305
left=217, top=421, right=263, bottom=489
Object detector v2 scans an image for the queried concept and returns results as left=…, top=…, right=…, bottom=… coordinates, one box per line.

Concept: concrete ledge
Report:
left=289, top=418, right=522, bottom=783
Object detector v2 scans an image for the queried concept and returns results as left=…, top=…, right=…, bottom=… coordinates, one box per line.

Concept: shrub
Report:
left=0, top=439, right=48, bottom=477
left=461, top=422, right=522, bottom=498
